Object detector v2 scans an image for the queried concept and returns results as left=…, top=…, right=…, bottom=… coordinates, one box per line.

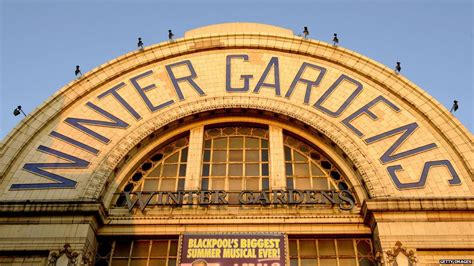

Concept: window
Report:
left=202, top=127, right=269, bottom=203
left=116, top=136, right=188, bottom=206
left=95, top=239, right=178, bottom=266
left=115, top=126, right=355, bottom=208
left=289, top=238, right=375, bottom=266
left=284, top=134, right=349, bottom=192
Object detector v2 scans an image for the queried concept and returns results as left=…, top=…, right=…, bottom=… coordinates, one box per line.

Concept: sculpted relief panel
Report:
left=0, top=49, right=469, bottom=200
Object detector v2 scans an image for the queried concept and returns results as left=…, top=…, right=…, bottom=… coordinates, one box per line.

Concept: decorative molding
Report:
left=82, top=251, right=93, bottom=266
left=105, top=216, right=366, bottom=225
left=47, top=244, right=92, bottom=266
left=47, top=244, right=79, bottom=266
left=385, top=241, right=417, bottom=266
left=375, top=251, right=384, bottom=265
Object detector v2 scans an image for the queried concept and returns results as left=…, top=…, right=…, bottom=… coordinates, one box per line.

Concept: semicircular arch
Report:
left=96, top=108, right=375, bottom=208
left=0, top=23, right=471, bottom=202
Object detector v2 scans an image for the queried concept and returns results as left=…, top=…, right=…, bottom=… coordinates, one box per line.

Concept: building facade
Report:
left=0, top=23, right=472, bottom=266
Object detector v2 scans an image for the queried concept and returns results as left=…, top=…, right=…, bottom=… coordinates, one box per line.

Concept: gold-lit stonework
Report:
left=0, top=23, right=472, bottom=266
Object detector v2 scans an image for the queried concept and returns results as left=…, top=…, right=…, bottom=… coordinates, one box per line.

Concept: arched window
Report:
left=284, top=134, right=349, bottom=191
left=116, top=125, right=354, bottom=207
left=201, top=127, right=269, bottom=203
left=118, top=136, right=189, bottom=200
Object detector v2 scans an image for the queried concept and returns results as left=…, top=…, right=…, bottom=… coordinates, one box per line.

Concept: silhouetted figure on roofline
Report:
left=333, top=33, right=339, bottom=46
left=75, top=65, right=82, bottom=77
left=395, top=62, right=401, bottom=73
left=303, top=26, right=309, bottom=39
left=450, top=100, right=459, bottom=113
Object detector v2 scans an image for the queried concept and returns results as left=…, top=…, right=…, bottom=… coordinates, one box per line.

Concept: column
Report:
left=269, top=126, right=286, bottom=189
left=185, top=125, right=204, bottom=190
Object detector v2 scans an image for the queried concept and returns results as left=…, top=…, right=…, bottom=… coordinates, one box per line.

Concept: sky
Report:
left=0, top=0, right=472, bottom=141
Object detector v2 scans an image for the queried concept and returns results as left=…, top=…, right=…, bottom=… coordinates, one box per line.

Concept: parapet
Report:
left=184, top=22, right=294, bottom=38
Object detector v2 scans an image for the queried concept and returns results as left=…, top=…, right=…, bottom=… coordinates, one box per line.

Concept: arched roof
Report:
left=0, top=23, right=472, bottom=202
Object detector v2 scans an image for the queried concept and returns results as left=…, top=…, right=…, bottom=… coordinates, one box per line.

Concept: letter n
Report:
left=65, top=102, right=129, bottom=144
left=365, top=122, right=437, bottom=164
left=10, top=145, right=89, bottom=190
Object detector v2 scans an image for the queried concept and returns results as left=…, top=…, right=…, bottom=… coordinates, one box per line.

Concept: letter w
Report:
left=65, top=102, right=129, bottom=144
left=10, top=145, right=89, bottom=190
left=365, top=122, right=437, bottom=164
left=124, top=192, right=155, bottom=212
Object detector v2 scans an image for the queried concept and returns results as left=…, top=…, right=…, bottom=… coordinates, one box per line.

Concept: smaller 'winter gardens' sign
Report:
left=120, top=189, right=356, bottom=212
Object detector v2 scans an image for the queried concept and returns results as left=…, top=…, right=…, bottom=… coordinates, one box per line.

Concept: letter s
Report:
left=388, top=160, right=461, bottom=189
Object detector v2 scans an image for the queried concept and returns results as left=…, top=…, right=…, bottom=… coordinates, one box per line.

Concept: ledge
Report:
left=361, top=197, right=474, bottom=213
left=361, top=197, right=474, bottom=228
left=0, top=201, right=107, bottom=224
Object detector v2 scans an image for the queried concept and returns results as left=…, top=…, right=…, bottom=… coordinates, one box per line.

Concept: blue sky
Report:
left=0, top=0, right=472, bottom=140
